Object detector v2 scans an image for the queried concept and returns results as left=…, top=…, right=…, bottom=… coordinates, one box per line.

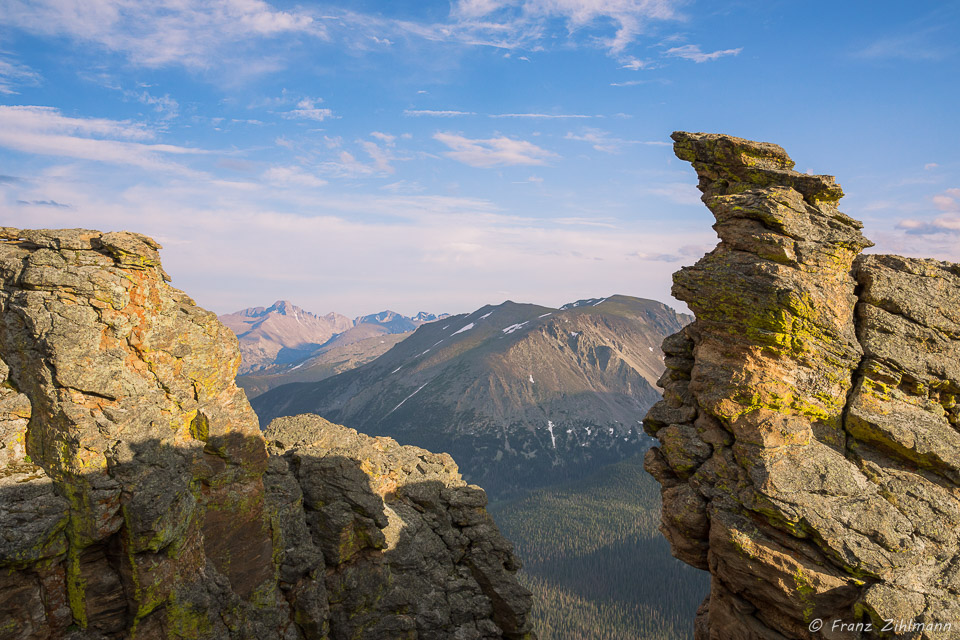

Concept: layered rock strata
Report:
left=0, top=228, right=533, bottom=639
left=644, top=133, right=960, bottom=638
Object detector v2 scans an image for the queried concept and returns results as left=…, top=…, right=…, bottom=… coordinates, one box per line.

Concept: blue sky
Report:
left=0, top=1, right=958, bottom=316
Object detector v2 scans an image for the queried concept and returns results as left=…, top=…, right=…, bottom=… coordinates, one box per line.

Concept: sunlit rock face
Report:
left=644, top=133, right=960, bottom=639
left=0, top=228, right=533, bottom=639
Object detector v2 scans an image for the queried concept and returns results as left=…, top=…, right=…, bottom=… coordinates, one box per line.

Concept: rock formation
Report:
left=644, top=133, right=960, bottom=638
left=0, top=228, right=533, bottom=639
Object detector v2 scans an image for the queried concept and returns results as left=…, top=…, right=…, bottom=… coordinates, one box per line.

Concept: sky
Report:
left=0, top=1, right=958, bottom=317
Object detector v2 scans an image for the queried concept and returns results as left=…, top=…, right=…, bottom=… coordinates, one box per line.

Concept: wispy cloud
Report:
left=406, top=109, right=593, bottom=119
left=1, top=176, right=699, bottom=316
left=644, top=182, right=702, bottom=205
left=897, top=216, right=960, bottom=235
left=894, top=189, right=960, bottom=235
left=620, top=56, right=652, bottom=70
left=434, top=132, right=557, bottom=167
left=490, top=112, right=594, bottom=119
left=0, top=105, right=153, bottom=140
left=665, top=43, right=741, bottom=63
left=0, top=0, right=323, bottom=69
left=0, top=55, right=41, bottom=94
left=126, top=89, right=180, bottom=119
left=262, top=166, right=327, bottom=188
left=318, top=134, right=399, bottom=177
left=0, top=105, right=207, bottom=175
left=934, top=188, right=960, bottom=211
left=283, top=98, right=334, bottom=121
left=404, top=109, right=477, bottom=117
left=565, top=128, right=668, bottom=153
left=853, top=28, right=954, bottom=62
left=451, top=0, right=686, bottom=54
left=633, top=243, right=710, bottom=262
left=380, top=180, right=425, bottom=194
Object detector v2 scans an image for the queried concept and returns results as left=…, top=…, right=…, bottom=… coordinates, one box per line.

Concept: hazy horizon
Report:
left=1, top=1, right=957, bottom=316
left=218, top=291, right=687, bottom=321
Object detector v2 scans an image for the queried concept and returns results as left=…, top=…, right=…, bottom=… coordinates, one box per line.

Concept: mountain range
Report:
left=251, top=294, right=690, bottom=495
left=218, top=300, right=448, bottom=377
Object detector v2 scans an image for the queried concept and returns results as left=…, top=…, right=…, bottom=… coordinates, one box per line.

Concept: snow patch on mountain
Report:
left=452, top=323, right=474, bottom=335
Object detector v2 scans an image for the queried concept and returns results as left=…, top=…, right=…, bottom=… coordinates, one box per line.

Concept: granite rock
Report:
left=645, top=132, right=960, bottom=639
left=0, top=229, right=533, bottom=639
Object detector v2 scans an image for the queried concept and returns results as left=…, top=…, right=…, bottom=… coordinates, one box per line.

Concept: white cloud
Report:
left=620, top=56, right=651, bottom=70
left=127, top=90, right=180, bottom=119
left=0, top=105, right=153, bottom=140
left=370, top=131, right=396, bottom=144
left=934, top=188, right=960, bottom=212
left=0, top=56, right=41, bottom=94
left=262, top=166, right=327, bottom=188
left=360, top=140, right=395, bottom=174
left=0, top=0, right=323, bottom=69
left=0, top=175, right=701, bottom=317
left=319, top=135, right=398, bottom=177
left=0, top=105, right=206, bottom=175
left=924, top=163, right=940, bottom=171
left=434, top=132, right=557, bottom=167
left=633, top=243, right=711, bottom=262
left=890, top=189, right=960, bottom=236
left=565, top=128, right=669, bottom=153
left=380, top=180, right=425, bottom=194
left=404, top=109, right=477, bottom=117
left=665, top=44, right=741, bottom=63
left=490, top=112, right=594, bottom=119
left=451, top=0, right=685, bottom=53
left=283, top=98, right=334, bottom=121
left=897, top=216, right=960, bottom=235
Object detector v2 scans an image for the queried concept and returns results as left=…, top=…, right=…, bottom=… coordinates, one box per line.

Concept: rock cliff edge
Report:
left=645, top=133, right=960, bottom=638
left=0, top=228, right=533, bottom=639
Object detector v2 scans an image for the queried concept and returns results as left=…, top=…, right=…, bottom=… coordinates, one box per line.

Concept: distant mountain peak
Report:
left=356, top=310, right=402, bottom=325
left=413, top=311, right=449, bottom=323
left=266, top=299, right=299, bottom=315
left=221, top=302, right=446, bottom=374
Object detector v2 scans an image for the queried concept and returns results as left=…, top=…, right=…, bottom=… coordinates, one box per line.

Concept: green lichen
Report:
left=792, top=567, right=816, bottom=622
left=167, top=596, right=213, bottom=639
left=188, top=411, right=209, bottom=443
left=66, top=542, right=87, bottom=628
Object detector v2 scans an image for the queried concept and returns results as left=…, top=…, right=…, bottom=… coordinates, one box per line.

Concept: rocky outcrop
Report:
left=644, top=133, right=960, bottom=638
left=0, top=228, right=533, bottom=639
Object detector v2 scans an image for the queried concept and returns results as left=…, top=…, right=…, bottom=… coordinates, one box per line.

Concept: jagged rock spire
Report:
left=645, top=133, right=960, bottom=638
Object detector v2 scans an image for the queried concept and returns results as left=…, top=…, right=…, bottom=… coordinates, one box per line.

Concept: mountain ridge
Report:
left=252, top=294, right=689, bottom=495
left=220, top=300, right=448, bottom=374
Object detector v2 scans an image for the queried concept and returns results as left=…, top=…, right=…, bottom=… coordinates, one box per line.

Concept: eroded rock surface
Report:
left=644, top=133, right=960, bottom=639
left=0, top=228, right=533, bottom=639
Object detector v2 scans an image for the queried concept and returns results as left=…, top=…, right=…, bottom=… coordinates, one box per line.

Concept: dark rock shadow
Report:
left=1, top=420, right=534, bottom=640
